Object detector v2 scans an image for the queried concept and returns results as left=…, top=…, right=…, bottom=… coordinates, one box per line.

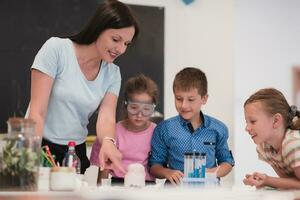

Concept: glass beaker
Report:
left=0, top=117, right=41, bottom=191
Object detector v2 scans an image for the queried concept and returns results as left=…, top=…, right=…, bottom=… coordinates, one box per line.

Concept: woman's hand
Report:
left=96, top=92, right=124, bottom=172
left=99, top=140, right=125, bottom=173
left=164, top=169, right=184, bottom=185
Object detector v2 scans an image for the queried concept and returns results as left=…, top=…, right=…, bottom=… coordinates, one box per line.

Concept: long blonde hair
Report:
left=244, top=88, right=300, bottom=130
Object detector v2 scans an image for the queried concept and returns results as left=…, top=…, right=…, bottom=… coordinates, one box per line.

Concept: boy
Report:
left=149, top=67, right=234, bottom=185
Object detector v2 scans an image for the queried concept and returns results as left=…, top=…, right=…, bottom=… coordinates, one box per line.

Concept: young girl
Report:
left=90, top=74, right=159, bottom=184
left=243, top=88, right=300, bottom=189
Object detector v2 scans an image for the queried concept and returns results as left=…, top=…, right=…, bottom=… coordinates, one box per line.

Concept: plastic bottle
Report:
left=62, top=141, right=81, bottom=174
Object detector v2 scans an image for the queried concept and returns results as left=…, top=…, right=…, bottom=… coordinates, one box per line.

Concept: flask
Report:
left=62, top=141, right=81, bottom=174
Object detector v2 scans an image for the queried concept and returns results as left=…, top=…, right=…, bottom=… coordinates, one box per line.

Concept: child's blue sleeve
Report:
left=149, top=123, right=168, bottom=167
left=215, top=126, right=235, bottom=166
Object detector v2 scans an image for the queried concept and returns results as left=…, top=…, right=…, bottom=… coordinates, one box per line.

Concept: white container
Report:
left=50, top=167, right=76, bottom=191
left=124, top=163, right=145, bottom=188
left=101, top=178, right=111, bottom=187
left=38, top=167, right=50, bottom=191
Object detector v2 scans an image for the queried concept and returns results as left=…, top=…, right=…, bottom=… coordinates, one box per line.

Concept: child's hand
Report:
left=243, top=172, right=268, bottom=189
left=164, top=169, right=184, bottom=185
left=252, top=172, right=268, bottom=189
left=243, top=174, right=258, bottom=186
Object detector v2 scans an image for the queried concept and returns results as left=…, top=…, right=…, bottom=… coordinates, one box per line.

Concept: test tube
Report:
left=184, top=152, right=193, bottom=178
left=194, top=152, right=200, bottom=178
left=184, top=152, right=189, bottom=178
left=200, top=153, right=206, bottom=178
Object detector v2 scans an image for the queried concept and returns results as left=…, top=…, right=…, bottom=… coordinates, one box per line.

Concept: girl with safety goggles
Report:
left=125, top=100, right=156, bottom=117
left=90, top=74, right=159, bottom=184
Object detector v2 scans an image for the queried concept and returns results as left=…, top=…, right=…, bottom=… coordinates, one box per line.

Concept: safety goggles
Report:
left=125, top=100, right=156, bottom=117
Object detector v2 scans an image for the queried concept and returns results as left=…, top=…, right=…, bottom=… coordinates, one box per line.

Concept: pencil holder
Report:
left=50, top=167, right=76, bottom=191
left=38, top=167, right=50, bottom=191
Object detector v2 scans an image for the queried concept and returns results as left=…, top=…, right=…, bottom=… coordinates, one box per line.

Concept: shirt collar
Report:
left=179, top=111, right=208, bottom=132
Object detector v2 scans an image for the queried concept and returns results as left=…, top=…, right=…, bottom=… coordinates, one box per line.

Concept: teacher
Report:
left=28, top=0, right=139, bottom=174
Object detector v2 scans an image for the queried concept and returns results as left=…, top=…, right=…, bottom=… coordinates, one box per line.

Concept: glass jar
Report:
left=0, top=117, right=41, bottom=191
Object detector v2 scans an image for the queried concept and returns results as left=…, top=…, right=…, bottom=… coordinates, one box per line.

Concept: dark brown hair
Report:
left=244, top=88, right=300, bottom=130
left=122, top=74, right=159, bottom=119
left=69, top=0, right=139, bottom=44
left=124, top=74, right=159, bottom=105
left=173, top=67, right=207, bottom=96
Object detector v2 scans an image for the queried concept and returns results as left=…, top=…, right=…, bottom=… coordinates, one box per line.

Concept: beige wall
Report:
left=234, top=0, right=300, bottom=184
left=122, top=0, right=300, bottom=185
left=122, top=0, right=235, bottom=183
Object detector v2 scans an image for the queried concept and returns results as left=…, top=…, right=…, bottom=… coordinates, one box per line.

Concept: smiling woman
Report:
left=27, top=0, right=140, bottom=174
left=0, top=1, right=165, bottom=136
left=72, top=27, right=135, bottom=81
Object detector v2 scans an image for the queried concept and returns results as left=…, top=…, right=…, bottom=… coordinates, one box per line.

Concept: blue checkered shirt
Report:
left=149, top=112, right=234, bottom=171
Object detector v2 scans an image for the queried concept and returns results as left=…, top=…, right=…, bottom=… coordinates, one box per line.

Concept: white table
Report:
left=0, top=185, right=298, bottom=200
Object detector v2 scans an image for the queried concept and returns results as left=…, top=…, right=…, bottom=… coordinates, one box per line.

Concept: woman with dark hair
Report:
left=28, top=0, right=139, bottom=174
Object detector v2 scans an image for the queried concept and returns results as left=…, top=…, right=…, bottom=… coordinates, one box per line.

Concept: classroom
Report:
left=1, top=0, right=300, bottom=199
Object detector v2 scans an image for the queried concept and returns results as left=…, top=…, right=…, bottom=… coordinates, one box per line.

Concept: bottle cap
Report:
left=68, top=141, right=76, bottom=147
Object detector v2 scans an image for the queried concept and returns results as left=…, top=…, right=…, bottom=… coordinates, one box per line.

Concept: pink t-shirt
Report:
left=90, top=121, right=156, bottom=181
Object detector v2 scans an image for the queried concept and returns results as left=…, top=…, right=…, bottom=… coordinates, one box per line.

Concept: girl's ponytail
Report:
left=288, top=106, right=300, bottom=130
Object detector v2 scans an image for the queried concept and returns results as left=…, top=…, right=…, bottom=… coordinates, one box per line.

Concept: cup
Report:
left=205, top=172, right=219, bottom=187
left=50, top=167, right=76, bottom=191
left=101, top=178, right=111, bottom=187
left=75, top=174, right=84, bottom=190
left=38, top=167, right=50, bottom=191
left=155, top=178, right=166, bottom=188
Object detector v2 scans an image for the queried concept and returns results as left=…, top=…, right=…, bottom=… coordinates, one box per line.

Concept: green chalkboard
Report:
left=0, top=0, right=164, bottom=134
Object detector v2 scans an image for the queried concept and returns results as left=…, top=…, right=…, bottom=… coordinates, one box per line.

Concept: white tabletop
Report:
left=0, top=185, right=298, bottom=200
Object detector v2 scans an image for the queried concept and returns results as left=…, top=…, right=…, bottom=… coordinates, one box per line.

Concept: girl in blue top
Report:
left=28, top=0, right=139, bottom=174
